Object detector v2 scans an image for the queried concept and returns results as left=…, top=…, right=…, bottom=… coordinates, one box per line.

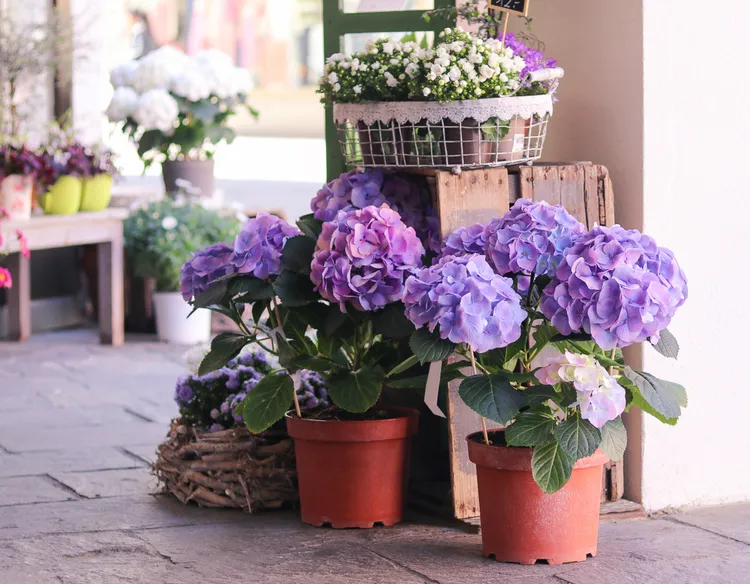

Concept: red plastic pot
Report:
left=286, top=408, right=419, bottom=528
left=467, top=431, right=609, bottom=565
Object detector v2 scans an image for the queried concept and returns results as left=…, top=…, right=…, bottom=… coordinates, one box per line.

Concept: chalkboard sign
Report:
left=487, top=0, right=530, bottom=17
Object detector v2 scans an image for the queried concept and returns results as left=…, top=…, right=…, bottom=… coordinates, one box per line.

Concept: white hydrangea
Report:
left=170, top=66, right=211, bottom=102
left=110, top=61, right=138, bottom=88
left=134, top=89, right=179, bottom=133
left=106, top=86, right=139, bottom=121
left=132, top=54, right=175, bottom=93
left=231, top=67, right=253, bottom=96
left=194, top=48, right=234, bottom=71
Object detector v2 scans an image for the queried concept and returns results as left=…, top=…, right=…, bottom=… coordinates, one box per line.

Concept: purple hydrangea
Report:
left=485, top=199, right=586, bottom=280
left=179, top=242, right=235, bottom=302
left=442, top=223, right=489, bottom=257
left=311, top=205, right=425, bottom=312
left=231, top=212, right=301, bottom=280
left=296, top=370, right=330, bottom=410
left=540, top=225, right=688, bottom=350
left=311, top=169, right=441, bottom=253
left=403, top=254, right=527, bottom=353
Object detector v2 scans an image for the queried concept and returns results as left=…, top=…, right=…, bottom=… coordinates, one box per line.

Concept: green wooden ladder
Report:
left=322, top=0, right=455, bottom=181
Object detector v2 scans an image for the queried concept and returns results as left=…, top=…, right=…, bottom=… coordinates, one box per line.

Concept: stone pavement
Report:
left=1, top=330, right=749, bottom=584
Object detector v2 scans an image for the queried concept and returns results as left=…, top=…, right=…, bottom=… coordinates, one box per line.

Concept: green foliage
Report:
left=198, top=332, right=250, bottom=375
left=242, top=373, right=296, bottom=433
left=505, top=412, right=556, bottom=447
left=600, top=417, right=628, bottom=462
left=623, top=367, right=683, bottom=423
left=410, top=328, right=456, bottom=364
left=554, top=414, right=601, bottom=462
left=328, top=366, right=386, bottom=413
left=531, top=439, right=573, bottom=494
left=651, top=328, right=680, bottom=359
left=123, top=199, right=241, bottom=292
left=458, top=374, right=527, bottom=425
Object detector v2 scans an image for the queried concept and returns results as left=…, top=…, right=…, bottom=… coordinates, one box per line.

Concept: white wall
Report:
left=529, top=0, right=750, bottom=508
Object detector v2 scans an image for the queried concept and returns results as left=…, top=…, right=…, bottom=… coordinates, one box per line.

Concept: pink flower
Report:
left=16, top=230, right=29, bottom=259
left=0, top=267, right=12, bottom=289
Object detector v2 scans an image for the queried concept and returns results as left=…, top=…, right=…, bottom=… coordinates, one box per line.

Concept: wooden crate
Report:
left=407, top=163, right=620, bottom=522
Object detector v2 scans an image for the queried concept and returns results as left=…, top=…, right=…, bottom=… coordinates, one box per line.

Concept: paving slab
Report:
left=51, top=468, right=158, bottom=499
left=0, top=495, right=247, bottom=541
left=670, top=503, right=750, bottom=544
left=0, top=422, right=167, bottom=452
left=0, top=476, right=77, bottom=506
left=123, top=445, right=158, bottom=465
left=0, top=448, right=145, bottom=478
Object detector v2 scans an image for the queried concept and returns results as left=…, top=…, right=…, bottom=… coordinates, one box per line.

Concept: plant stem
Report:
left=469, top=348, right=490, bottom=446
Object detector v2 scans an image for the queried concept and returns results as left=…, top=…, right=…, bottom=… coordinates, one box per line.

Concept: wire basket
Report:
left=334, top=69, right=563, bottom=171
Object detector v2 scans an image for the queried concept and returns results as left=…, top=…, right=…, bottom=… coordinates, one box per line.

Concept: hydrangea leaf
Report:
left=524, top=384, right=564, bottom=407
left=273, top=270, right=318, bottom=307
left=198, top=332, right=250, bottom=376
left=328, top=366, right=385, bottom=413
left=373, top=302, right=416, bottom=340
left=531, top=440, right=574, bottom=494
left=409, top=328, right=456, bottom=364
left=532, top=323, right=558, bottom=353
left=281, top=235, right=316, bottom=275
left=651, top=328, right=679, bottom=359
left=228, top=276, right=274, bottom=302
left=505, top=412, right=556, bottom=447
left=296, top=214, right=323, bottom=240
left=191, top=279, right=228, bottom=311
left=624, top=367, right=682, bottom=422
left=242, top=373, right=295, bottom=433
left=600, top=417, right=628, bottom=462
left=458, top=374, right=527, bottom=425
left=554, top=414, right=601, bottom=461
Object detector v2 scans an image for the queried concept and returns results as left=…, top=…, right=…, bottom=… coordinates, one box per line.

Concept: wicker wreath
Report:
left=154, top=420, right=298, bottom=512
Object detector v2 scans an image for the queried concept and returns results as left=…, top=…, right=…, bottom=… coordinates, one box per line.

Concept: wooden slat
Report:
left=6, top=252, right=31, bottom=342
left=559, top=165, right=586, bottom=224
left=434, top=168, right=510, bottom=236
left=98, top=236, right=125, bottom=346
left=529, top=165, right=562, bottom=205
left=583, top=165, right=601, bottom=228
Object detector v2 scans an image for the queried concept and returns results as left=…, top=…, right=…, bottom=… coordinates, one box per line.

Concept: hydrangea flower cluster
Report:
left=318, top=38, right=426, bottom=103
left=311, top=169, right=440, bottom=253
left=403, top=254, right=527, bottom=353
left=532, top=346, right=626, bottom=428
left=179, top=242, right=235, bottom=301
left=441, top=223, right=489, bottom=257
left=310, top=205, right=425, bottom=312
left=485, top=199, right=586, bottom=280
left=231, top=213, right=301, bottom=280
left=540, top=225, right=688, bottom=350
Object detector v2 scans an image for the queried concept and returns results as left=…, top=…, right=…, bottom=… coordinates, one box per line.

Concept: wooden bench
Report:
left=3, top=209, right=127, bottom=345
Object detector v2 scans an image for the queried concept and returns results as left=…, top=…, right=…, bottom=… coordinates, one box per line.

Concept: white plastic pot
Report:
left=152, top=291, right=211, bottom=345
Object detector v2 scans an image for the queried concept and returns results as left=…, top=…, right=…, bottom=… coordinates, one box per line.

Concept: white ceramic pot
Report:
left=152, top=291, right=211, bottom=345
left=0, top=174, right=33, bottom=220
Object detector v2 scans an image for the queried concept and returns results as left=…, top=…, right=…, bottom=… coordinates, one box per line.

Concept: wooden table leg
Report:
left=98, top=237, right=125, bottom=346
left=6, top=252, right=31, bottom=341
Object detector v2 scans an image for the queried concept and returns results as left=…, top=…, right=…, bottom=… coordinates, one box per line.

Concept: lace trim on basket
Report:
left=333, top=95, right=554, bottom=125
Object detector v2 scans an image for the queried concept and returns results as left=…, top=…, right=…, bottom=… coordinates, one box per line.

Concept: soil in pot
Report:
left=467, top=430, right=608, bottom=565
left=286, top=406, right=419, bottom=529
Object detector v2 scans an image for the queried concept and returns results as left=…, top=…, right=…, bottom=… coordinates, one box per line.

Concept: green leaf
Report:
left=524, top=385, right=563, bottom=407
left=323, top=308, right=349, bottom=337
left=273, top=271, right=317, bottom=307
left=189, top=100, right=222, bottom=122
left=386, top=355, right=420, bottom=378
left=502, top=336, right=526, bottom=370
left=281, top=235, right=316, bottom=275
left=624, top=367, right=682, bottom=421
left=650, top=329, right=679, bottom=359
left=409, top=328, right=456, bottom=364
left=296, top=214, right=323, bottom=239
left=531, top=440, right=574, bottom=494
left=532, top=323, right=558, bottom=352
left=192, top=280, right=228, bottom=310
left=198, top=332, right=249, bottom=375
left=555, top=414, right=601, bottom=461
left=663, top=379, right=688, bottom=408
left=387, top=375, right=427, bottom=389
left=242, top=373, right=295, bottom=432
left=228, top=276, right=274, bottom=302
left=276, top=335, right=299, bottom=371
left=458, top=374, right=527, bottom=425
left=373, top=302, right=416, bottom=339
left=278, top=308, right=316, bottom=355
left=137, top=129, right=163, bottom=157
left=505, top=412, right=556, bottom=447
left=328, top=366, right=385, bottom=413
left=251, top=300, right=267, bottom=325
left=292, top=355, right=340, bottom=374
left=600, top=417, right=628, bottom=462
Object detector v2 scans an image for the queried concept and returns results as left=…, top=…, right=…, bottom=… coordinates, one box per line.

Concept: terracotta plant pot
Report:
left=162, top=159, right=215, bottom=197
left=0, top=174, right=33, bottom=220
left=356, top=121, right=402, bottom=166
left=40, top=176, right=83, bottom=215
left=286, top=407, right=419, bottom=528
left=80, top=174, right=113, bottom=212
left=444, top=118, right=482, bottom=166
left=467, top=431, right=608, bottom=565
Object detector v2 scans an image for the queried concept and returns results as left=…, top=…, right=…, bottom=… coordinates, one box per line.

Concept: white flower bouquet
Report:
left=106, top=46, right=258, bottom=169
left=320, top=28, right=563, bottom=169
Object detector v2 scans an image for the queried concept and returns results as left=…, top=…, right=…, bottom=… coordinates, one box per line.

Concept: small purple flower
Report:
left=209, top=423, right=224, bottom=433
left=485, top=199, right=586, bottom=280
left=503, top=33, right=558, bottom=93
left=311, top=170, right=441, bottom=254
left=403, top=254, right=527, bottom=353
left=231, top=213, right=301, bottom=280
left=442, top=223, right=489, bottom=257
left=311, top=205, right=425, bottom=312
left=297, top=370, right=329, bottom=410
left=179, top=242, right=235, bottom=302
left=540, top=225, right=688, bottom=349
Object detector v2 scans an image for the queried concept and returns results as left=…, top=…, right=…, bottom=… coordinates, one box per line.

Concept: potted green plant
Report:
left=124, top=198, right=241, bottom=344
left=106, top=47, right=258, bottom=196
left=400, top=199, right=689, bottom=564
left=180, top=171, right=454, bottom=528
left=80, top=144, right=118, bottom=212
